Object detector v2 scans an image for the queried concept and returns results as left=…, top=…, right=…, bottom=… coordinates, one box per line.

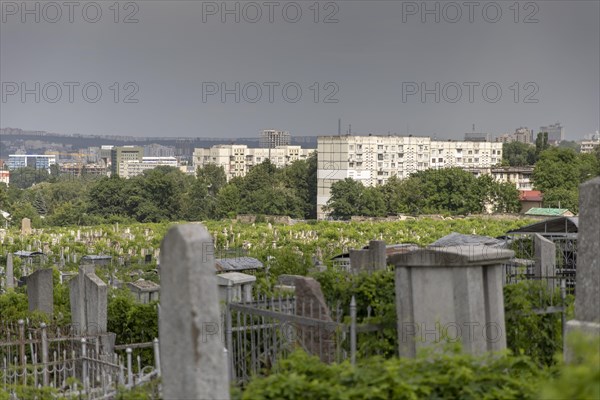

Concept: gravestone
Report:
left=21, top=218, right=32, bottom=235
left=391, top=245, right=514, bottom=357
left=6, top=253, right=14, bottom=290
left=294, top=277, right=336, bottom=363
left=69, top=265, right=108, bottom=335
left=27, top=268, right=53, bottom=315
left=565, top=177, right=600, bottom=361
left=159, top=224, right=229, bottom=400
left=534, top=234, right=556, bottom=290
left=349, top=240, right=387, bottom=274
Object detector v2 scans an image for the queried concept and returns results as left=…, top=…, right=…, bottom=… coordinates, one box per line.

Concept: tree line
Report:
left=1, top=145, right=599, bottom=227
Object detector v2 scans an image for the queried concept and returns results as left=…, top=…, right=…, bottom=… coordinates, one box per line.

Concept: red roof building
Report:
left=519, top=190, right=543, bottom=213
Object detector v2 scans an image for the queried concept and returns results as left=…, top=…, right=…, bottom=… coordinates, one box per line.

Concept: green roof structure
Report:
left=524, top=208, right=574, bottom=217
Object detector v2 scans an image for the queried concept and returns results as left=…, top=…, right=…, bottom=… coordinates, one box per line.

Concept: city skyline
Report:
left=1, top=1, right=598, bottom=140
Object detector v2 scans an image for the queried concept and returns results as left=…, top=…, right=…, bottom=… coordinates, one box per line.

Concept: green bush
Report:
left=540, top=332, right=600, bottom=400
left=240, top=346, right=549, bottom=400
left=503, top=280, right=571, bottom=366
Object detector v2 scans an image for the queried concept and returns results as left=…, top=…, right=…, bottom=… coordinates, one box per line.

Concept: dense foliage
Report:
left=239, top=346, right=550, bottom=400
left=325, top=168, right=520, bottom=219
left=0, top=154, right=318, bottom=226
left=532, top=147, right=600, bottom=212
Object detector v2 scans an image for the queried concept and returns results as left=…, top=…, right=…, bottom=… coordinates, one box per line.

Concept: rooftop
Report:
left=519, top=190, right=543, bottom=202
left=524, top=208, right=574, bottom=217
left=215, top=257, right=264, bottom=272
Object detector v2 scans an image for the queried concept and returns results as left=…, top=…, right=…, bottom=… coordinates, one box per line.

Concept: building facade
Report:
left=580, top=134, right=600, bottom=154
left=120, top=157, right=179, bottom=179
left=0, top=170, right=9, bottom=186
left=110, top=146, right=143, bottom=176
left=496, top=127, right=534, bottom=144
left=464, top=132, right=491, bottom=142
left=259, top=130, right=291, bottom=148
left=193, top=145, right=314, bottom=180
left=539, top=122, right=564, bottom=144
left=490, top=166, right=534, bottom=191
left=7, top=155, right=57, bottom=171
left=317, top=135, right=504, bottom=219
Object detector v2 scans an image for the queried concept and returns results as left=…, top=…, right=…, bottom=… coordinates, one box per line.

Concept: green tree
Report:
left=0, top=183, right=9, bottom=211
left=476, top=174, right=520, bottom=213
left=557, top=140, right=580, bottom=152
left=215, top=183, right=241, bottom=218
left=87, top=176, right=129, bottom=217
left=533, top=148, right=580, bottom=193
left=8, top=167, right=50, bottom=189
left=535, top=132, right=550, bottom=157
left=578, top=153, right=600, bottom=183
left=32, top=191, right=48, bottom=216
left=325, top=178, right=364, bottom=219
left=502, top=142, right=537, bottom=166
left=408, top=168, right=482, bottom=215
left=359, top=187, right=387, bottom=217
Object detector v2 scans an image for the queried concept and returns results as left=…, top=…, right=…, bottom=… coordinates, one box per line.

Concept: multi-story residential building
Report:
left=496, top=128, right=534, bottom=144
left=259, top=130, right=291, bottom=148
left=317, top=135, right=503, bottom=219
left=60, top=163, right=108, bottom=177
left=539, top=122, right=564, bottom=144
left=110, top=146, right=143, bottom=176
left=580, top=140, right=599, bottom=154
left=491, top=166, right=534, bottom=191
left=0, top=170, right=9, bottom=186
left=580, top=132, right=600, bottom=154
left=7, top=154, right=57, bottom=171
left=120, top=157, right=179, bottom=179
left=464, top=132, right=491, bottom=142
left=193, top=145, right=314, bottom=180
left=143, top=144, right=176, bottom=158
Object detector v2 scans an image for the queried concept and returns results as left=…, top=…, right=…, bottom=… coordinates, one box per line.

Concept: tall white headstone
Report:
left=159, top=224, right=230, bottom=400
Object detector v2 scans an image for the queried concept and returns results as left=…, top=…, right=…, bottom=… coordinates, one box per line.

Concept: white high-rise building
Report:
left=317, top=135, right=503, bottom=219
left=193, top=145, right=314, bottom=180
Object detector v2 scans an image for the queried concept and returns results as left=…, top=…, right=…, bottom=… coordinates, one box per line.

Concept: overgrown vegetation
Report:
left=238, top=346, right=551, bottom=400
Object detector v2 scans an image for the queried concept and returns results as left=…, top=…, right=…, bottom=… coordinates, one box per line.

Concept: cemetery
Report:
left=0, top=179, right=598, bottom=398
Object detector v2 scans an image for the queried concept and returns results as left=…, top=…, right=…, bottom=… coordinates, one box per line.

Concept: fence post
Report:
left=126, top=347, right=133, bottom=388
left=18, top=319, right=25, bottom=367
left=41, top=323, right=49, bottom=386
left=81, top=338, right=88, bottom=393
left=226, top=281, right=234, bottom=382
left=350, top=296, right=356, bottom=365
left=560, top=279, right=567, bottom=341
left=153, top=338, right=161, bottom=377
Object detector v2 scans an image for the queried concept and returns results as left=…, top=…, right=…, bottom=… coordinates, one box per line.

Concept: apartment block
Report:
left=110, top=146, right=143, bottom=176
left=580, top=133, right=600, bottom=154
left=539, top=122, right=564, bottom=144
left=317, top=135, right=503, bottom=219
left=7, top=154, right=57, bottom=171
left=0, top=170, right=9, bottom=186
left=259, top=129, right=291, bottom=148
left=491, top=166, right=534, bottom=191
left=120, top=157, right=179, bottom=179
left=193, top=145, right=314, bottom=180
left=496, top=128, right=534, bottom=144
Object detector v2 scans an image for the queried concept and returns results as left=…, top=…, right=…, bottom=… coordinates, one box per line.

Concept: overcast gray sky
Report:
left=1, top=1, right=598, bottom=140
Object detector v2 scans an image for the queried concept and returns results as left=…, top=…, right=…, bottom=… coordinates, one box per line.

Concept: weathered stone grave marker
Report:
left=159, top=224, right=229, bottom=400
left=27, top=268, right=54, bottom=315
left=565, top=177, right=600, bottom=360
left=69, top=265, right=108, bottom=335
left=6, top=253, right=14, bottom=290
left=391, top=245, right=514, bottom=357
left=21, top=218, right=32, bottom=235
